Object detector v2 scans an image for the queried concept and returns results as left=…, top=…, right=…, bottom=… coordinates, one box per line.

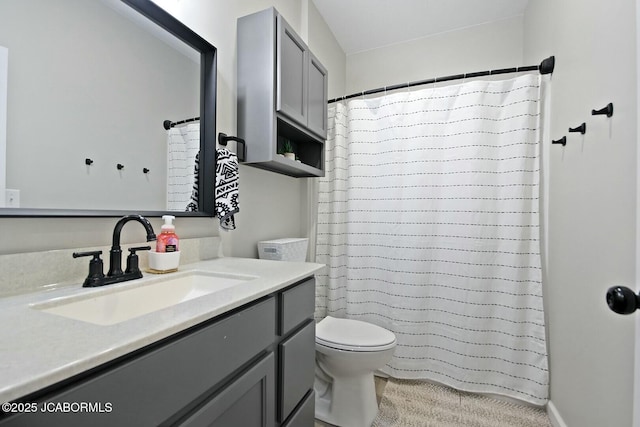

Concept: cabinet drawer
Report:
left=279, top=320, right=315, bottom=422
left=282, top=391, right=314, bottom=427
left=1, top=297, right=276, bottom=427
left=279, top=278, right=315, bottom=336
left=181, top=352, right=275, bottom=427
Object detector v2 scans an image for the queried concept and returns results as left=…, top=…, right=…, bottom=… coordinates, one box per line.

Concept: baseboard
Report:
left=547, top=400, right=568, bottom=427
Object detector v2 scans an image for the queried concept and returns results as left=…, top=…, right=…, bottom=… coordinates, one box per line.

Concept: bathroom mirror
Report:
left=0, top=0, right=217, bottom=217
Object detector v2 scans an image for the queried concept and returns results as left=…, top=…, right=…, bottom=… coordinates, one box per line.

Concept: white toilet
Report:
left=314, top=316, right=397, bottom=427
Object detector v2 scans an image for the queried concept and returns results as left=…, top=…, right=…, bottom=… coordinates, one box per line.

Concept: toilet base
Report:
left=314, top=369, right=379, bottom=427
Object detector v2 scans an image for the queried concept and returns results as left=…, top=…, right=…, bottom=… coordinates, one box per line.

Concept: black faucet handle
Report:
left=72, top=251, right=105, bottom=287
left=128, top=246, right=151, bottom=254
left=125, top=246, right=151, bottom=276
left=73, top=250, right=103, bottom=259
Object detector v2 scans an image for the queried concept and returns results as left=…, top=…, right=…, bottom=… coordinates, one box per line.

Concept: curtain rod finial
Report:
left=539, top=56, right=555, bottom=75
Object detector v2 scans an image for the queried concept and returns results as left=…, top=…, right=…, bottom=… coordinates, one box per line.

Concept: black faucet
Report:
left=73, top=215, right=156, bottom=287
left=107, top=215, right=156, bottom=276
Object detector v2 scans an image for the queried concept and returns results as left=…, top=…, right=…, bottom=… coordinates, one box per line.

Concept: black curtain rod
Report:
left=328, top=55, right=555, bottom=104
left=163, top=116, right=200, bottom=130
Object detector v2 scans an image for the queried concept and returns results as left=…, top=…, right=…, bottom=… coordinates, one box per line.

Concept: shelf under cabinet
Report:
left=246, top=156, right=324, bottom=178
left=243, top=116, right=325, bottom=177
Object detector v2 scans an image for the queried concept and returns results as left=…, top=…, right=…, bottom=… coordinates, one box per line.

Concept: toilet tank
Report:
left=257, top=238, right=309, bottom=262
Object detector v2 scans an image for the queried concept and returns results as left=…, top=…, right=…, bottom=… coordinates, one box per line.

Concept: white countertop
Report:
left=0, top=257, right=324, bottom=403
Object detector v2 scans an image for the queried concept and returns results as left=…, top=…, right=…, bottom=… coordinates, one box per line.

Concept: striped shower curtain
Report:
left=166, top=123, right=200, bottom=211
left=315, top=74, right=548, bottom=405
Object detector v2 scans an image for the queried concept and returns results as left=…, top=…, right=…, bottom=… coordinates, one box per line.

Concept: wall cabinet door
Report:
left=276, top=14, right=327, bottom=140
left=307, top=52, right=328, bottom=139
left=276, top=14, right=308, bottom=127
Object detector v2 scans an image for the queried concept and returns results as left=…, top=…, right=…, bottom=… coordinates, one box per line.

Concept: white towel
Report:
left=215, top=148, right=239, bottom=230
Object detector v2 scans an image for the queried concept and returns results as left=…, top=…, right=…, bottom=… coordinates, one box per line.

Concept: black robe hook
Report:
left=568, top=123, right=586, bottom=134
left=592, top=103, right=614, bottom=117
left=552, top=136, right=567, bottom=146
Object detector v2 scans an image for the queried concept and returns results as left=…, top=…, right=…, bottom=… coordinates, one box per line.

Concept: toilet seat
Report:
left=316, top=316, right=397, bottom=352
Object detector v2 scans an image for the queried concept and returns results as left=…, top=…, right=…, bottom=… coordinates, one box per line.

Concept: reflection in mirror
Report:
left=0, top=0, right=216, bottom=216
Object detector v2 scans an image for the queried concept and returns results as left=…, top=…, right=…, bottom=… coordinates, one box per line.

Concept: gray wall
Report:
left=345, top=16, right=524, bottom=94
left=524, top=0, right=637, bottom=426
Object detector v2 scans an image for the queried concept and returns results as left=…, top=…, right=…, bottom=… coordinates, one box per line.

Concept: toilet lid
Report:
left=316, top=316, right=397, bottom=351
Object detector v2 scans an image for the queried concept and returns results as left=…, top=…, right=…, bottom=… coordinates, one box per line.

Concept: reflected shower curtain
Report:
left=315, top=74, right=548, bottom=405
left=166, top=123, right=200, bottom=210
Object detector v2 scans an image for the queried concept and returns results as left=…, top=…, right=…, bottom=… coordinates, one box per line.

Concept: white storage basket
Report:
left=257, top=238, right=308, bottom=262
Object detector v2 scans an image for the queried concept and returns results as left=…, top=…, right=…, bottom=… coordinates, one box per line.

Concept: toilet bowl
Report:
left=314, top=316, right=397, bottom=427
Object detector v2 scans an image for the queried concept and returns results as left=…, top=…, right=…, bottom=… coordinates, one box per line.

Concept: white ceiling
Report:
left=311, top=0, right=530, bottom=55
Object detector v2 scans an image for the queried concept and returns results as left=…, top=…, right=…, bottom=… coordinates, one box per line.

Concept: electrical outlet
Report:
left=5, top=189, right=19, bottom=208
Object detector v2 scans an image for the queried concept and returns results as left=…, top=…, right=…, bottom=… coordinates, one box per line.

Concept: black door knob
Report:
left=606, top=286, right=640, bottom=315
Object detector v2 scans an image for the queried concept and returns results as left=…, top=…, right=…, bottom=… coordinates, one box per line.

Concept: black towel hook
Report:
left=568, top=123, right=586, bottom=134
left=85, top=158, right=94, bottom=166
left=117, top=163, right=124, bottom=170
left=552, top=136, right=567, bottom=146
left=592, top=103, right=614, bottom=117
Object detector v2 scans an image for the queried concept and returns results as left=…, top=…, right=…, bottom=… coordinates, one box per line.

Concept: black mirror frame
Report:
left=0, top=0, right=217, bottom=218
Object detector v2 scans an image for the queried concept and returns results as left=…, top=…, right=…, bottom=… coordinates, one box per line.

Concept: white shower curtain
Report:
left=315, top=74, right=548, bottom=405
left=166, top=123, right=200, bottom=211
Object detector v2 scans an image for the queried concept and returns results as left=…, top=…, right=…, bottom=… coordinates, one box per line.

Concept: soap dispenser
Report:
left=148, top=215, right=180, bottom=273
left=156, top=215, right=179, bottom=253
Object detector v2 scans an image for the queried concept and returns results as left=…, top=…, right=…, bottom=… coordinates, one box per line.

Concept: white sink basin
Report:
left=32, top=271, right=257, bottom=326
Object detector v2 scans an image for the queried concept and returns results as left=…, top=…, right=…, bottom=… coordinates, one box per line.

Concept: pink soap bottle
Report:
left=156, top=215, right=179, bottom=253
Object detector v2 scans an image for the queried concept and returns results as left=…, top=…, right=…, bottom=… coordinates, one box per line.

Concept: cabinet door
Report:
left=282, top=391, right=314, bottom=427
left=181, top=352, right=275, bottom=427
left=279, top=320, right=316, bottom=422
left=306, top=52, right=328, bottom=139
left=276, top=14, right=308, bottom=127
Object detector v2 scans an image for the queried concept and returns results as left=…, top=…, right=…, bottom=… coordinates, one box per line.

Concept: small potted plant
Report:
left=283, top=140, right=295, bottom=160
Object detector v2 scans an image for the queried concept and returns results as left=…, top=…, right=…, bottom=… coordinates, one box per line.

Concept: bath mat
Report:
left=372, top=379, right=551, bottom=427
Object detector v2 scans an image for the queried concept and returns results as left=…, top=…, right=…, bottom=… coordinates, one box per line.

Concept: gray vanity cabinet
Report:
left=277, top=278, right=316, bottom=424
left=181, top=352, right=275, bottom=427
left=0, top=277, right=317, bottom=427
left=238, top=8, right=327, bottom=177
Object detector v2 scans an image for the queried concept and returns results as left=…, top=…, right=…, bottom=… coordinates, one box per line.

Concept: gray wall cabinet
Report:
left=238, top=8, right=328, bottom=177
left=0, top=277, right=317, bottom=427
